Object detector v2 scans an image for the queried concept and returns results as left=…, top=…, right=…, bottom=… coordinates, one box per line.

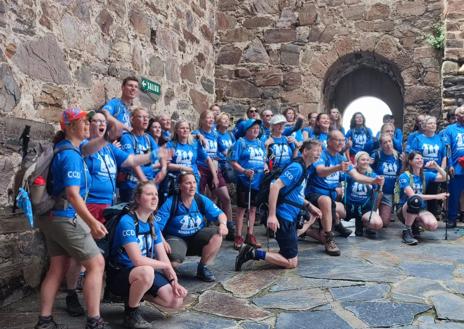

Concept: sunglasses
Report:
left=248, top=110, right=258, bottom=113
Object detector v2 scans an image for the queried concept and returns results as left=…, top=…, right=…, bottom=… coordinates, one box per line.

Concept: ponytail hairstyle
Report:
left=379, top=133, right=398, bottom=159
left=407, top=151, right=424, bottom=178
left=131, top=181, right=157, bottom=239
left=354, top=151, right=373, bottom=174
left=314, top=113, right=330, bottom=136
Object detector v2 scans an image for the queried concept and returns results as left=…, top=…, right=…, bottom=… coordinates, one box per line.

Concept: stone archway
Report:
left=322, top=52, right=405, bottom=128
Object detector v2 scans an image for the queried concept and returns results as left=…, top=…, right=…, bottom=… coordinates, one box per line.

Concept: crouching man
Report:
left=235, top=140, right=322, bottom=271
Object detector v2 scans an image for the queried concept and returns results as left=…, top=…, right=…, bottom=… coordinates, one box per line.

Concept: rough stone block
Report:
left=344, top=4, right=366, bottom=20
left=220, top=28, right=253, bottom=43
left=277, top=7, right=297, bottom=28
left=216, top=45, right=242, bottom=65
left=255, top=70, right=283, bottom=87
left=250, top=0, right=280, bottom=15
left=366, top=3, right=390, bottom=20
left=280, top=44, right=300, bottom=66
left=181, top=62, right=197, bottom=83
left=264, top=29, right=297, bottom=43
left=0, top=64, right=21, bottom=113
left=96, top=9, right=113, bottom=35
left=242, top=39, right=270, bottom=64
left=283, top=72, right=302, bottom=90
left=298, top=4, right=317, bottom=26
left=243, top=17, right=274, bottom=29
left=216, top=12, right=236, bottom=30
left=396, top=1, right=426, bottom=17
left=225, top=80, right=260, bottom=98
left=129, top=8, right=151, bottom=37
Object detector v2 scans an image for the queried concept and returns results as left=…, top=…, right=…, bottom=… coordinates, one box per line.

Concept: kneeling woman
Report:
left=108, top=182, right=187, bottom=328
left=155, top=172, right=228, bottom=282
left=398, top=152, right=448, bottom=245
left=346, top=152, right=384, bottom=238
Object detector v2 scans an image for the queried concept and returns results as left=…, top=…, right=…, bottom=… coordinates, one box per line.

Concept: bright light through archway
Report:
left=342, top=96, right=392, bottom=136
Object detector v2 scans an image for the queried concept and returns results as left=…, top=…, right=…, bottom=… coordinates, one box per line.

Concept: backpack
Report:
left=256, top=158, right=307, bottom=225
left=21, top=143, right=83, bottom=216
left=393, top=171, right=426, bottom=207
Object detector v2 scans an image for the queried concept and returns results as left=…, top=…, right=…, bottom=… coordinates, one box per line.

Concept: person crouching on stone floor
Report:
left=397, top=152, right=448, bottom=245
left=35, top=108, right=109, bottom=329
left=305, top=130, right=384, bottom=256
left=155, top=172, right=228, bottom=282
left=345, top=151, right=385, bottom=238
left=235, top=139, right=323, bottom=271
left=107, top=181, right=186, bottom=328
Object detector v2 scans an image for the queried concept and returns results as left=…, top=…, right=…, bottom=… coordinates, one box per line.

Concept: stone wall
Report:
left=215, top=0, right=443, bottom=130
left=442, top=0, right=464, bottom=114
left=0, top=0, right=216, bottom=125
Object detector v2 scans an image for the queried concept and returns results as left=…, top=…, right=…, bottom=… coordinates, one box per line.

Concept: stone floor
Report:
left=2, top=220, right=464, bottom=329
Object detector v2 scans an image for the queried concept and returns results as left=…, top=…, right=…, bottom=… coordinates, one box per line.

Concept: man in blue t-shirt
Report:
left=441, top=105, right=464, bottom=228
left=102, top=76, right=139, bottom=132
left=235, top=140, right=323, bottom=271
left=306, top=131, right=384, bottom=256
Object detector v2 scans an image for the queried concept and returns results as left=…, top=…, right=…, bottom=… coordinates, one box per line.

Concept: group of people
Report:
left=34, top=75, right=463, bottom=329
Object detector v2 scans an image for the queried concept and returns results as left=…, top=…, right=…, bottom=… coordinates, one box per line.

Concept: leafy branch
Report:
left=426, top=23, right=445, bottom=50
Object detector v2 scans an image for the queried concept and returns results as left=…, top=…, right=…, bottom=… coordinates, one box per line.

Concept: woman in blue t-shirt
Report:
left=371, top=134, right=402, bottom=227
left=35, top=108, right=109, bottom=329
left=397, top=152, right=448, bottom=245
left=108, top=181, right=187, bottom=328
left=262, top=114, right=296, bottom=169
left=345, top=152, right=383, bottom=238
left=345, top=112, right=374, bottom=163
left=216, top=112, right=236, bottom=183
left=308, top=113, right=331, bottom=149
left=230, top=119, right=268, bottom=250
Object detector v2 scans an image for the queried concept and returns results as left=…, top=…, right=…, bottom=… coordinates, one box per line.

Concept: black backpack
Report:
left=162, top=193, right=207, bottom=233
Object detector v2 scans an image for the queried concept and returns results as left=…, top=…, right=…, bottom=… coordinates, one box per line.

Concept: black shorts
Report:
left=308, top=192, right=337, bottom=222
left=165, top=227, right=218, bottom=263
left=236, top=182, right=259, bottom=208
left=107, top=266, right=169, bottom=298
left=346, top=204, right=372, bottom=221
left=275, top=219, right=298, bottom=259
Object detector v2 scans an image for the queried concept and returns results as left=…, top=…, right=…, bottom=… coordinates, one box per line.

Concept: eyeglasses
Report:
left=248, top=110, right=258, bottom=113
left=91, top=119, right=107, bottom=125
left=264, top=114, right=272, bottom=117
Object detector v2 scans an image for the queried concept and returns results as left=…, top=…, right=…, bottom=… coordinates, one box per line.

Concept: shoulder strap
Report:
left=168, top=194, right=180, bottom=228
left=194, top=193, right=206, bottom=216
left=279, top=159, right=306, bottom=208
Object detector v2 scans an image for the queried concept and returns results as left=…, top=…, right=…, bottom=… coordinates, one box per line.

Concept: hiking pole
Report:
left=444, top=144, right=451, bottom=240
left=368, top=182, right=383, bottom=224
left=247, top=171, right=253, bottom=232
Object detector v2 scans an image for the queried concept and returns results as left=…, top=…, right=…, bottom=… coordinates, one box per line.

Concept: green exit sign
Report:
left=140, top=77, right=161, bottom=95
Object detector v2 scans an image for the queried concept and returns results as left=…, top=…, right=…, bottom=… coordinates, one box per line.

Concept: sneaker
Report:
left=402, top=228, right=418, bottom=245
left=225, top=221, right=235, bottom=241
left=235, top=244, right=255, bottom=271
left=365, top=229, right=377, bottom=239
left=245, top=233, right=262, bottom=248
left=234, top=236, right=244, bottom=250
left=66, top=292, right=85, bottom=317
left=85, top=316, right=110, bottom=329
left=334, top=222, right=352, bottom=238
left=34, top=317, right=65, bottom=329
left=324, top=232, right=341, bottom=256
left=124, top=307, right=151, bottom=329
left=411, top=222, right=421, bottom=239
left=196, top=265, right=216, bottom=282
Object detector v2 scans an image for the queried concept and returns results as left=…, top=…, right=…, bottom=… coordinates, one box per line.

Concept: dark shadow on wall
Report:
left=323, top=52, right=405, bottom=128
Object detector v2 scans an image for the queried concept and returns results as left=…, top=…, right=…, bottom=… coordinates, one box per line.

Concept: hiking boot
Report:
left=66, top=292, right=85, bottom=317
left=365, top=229, right=377, bottom=239
left=355, top=218, right=364, bottom=237
left=234, top=236, right=244, bottom=250
left=402, top=228, right=418, bottom=245
left=235, top=244, right=255, bottom=271
left=411, top=222, right=421, bottom=239
left=324, top=232, right=341, bottom=256
left=34, top=316, right=65, bottom=329
left=124, top=307, right=151, bottom=329
left=245, top=233, right=262, bottom=248
left=446, top=221, right=457, bottom=229
left=334, top=222, right=352, bottom=238
left=85, top=316, right=111, bottom=329
left=196, top=265, right=216, bottom=282
left=225, top=221, right=235, bottom=241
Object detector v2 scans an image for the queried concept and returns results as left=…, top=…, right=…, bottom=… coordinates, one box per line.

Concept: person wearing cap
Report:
left=262, top=114, right=296, bottom=170
left=35, top=108, right=110, bottom=329
left=229, top=119, right=268, bottom=250
left=102, top=76, right=139, bottom=133
left=397, top=151, right=448, bottom=245
left=440, top=105, right=464, bottom=228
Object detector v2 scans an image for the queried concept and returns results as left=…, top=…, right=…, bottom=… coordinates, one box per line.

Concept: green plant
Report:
left=426, top=23, right=445, bottom=50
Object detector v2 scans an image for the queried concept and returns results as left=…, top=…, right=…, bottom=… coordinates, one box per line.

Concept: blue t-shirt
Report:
left=371, top=150, right=401, bottom=194
left=262, top=126, right=271, bottom=141
left=217, top=131, right=235, bottom=161
left=346, top=172, right=377, bottom=206
left=306, top=149, right=353, bottom=199
left=398, top=171, right=437, bottom=207
left=276, top=162, right=306, bottom=222
left=155, top=194, right=224, bottom=237
left=50, top=140, right=91, bottom=218
left=229, top=137, right=266, bottom=190
left=345, top=127, right=374, bottom=155
left=192, top=129, right=219, bottom=168
left=441, top=123, right=464, bottom=175
left=405, top=130, right=420, bottom=154
left=119, top=132, right=159, bottom=190
left=410, top=133, right=445, bottom=172
left=309, top=131, right=328, bottom=149
left=110, top=214, right=163, bottom=268
left=267, top=136, right=295, bottom=169
left=85, top=144, right=129, bottom=204
left=166, top=140, right=208, bottom=182
left=162, top=130, right=172, bottom=141
left=102, top=98, right=131, bottom=128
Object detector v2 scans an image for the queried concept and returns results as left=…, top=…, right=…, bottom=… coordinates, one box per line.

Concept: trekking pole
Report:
left=247, top=171, right=253, bottom=232
left=368, top=182, right=383, bottom=223
left=444, top=144, right=451, bottom=240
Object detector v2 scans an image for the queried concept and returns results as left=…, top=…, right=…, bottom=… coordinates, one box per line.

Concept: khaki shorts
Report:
left=165, top=227, right=218, bottom=263
left=38, top=215, right=101, bottom=262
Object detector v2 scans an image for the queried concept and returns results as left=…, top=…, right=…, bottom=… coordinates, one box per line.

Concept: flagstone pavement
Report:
left=2, top=220, right=464, bottom=329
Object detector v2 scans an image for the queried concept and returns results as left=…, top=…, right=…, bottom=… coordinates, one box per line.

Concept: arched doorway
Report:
left=323, top=52, right=405, bottom=131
